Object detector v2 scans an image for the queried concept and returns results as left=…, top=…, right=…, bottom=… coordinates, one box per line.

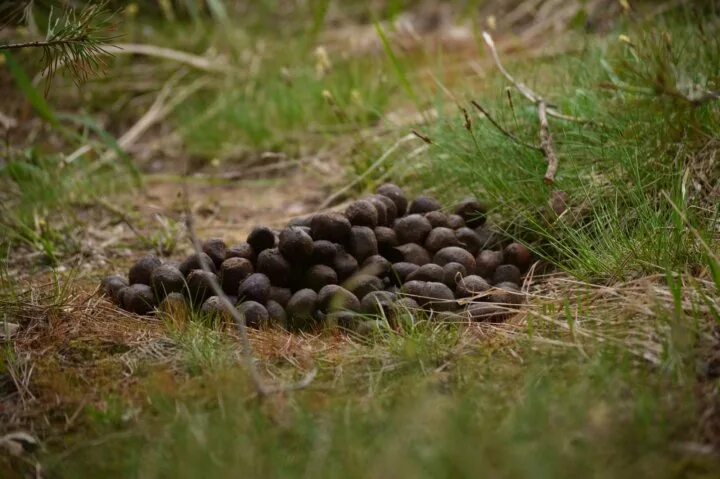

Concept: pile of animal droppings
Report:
left=101, top=183, right=530, bottom=330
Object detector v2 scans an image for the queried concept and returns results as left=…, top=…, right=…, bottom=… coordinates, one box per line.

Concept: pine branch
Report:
left=0, top=38, right=93, bottom=50
left=0, top=1, right=118, bottom=91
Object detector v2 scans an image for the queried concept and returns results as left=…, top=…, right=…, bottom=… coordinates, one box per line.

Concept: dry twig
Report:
left=537, top=101, right=558, bottom=185
left=471, top=100, right=542, bottom=152
left=68, top=69, right=208, bottom=168
left=480, top=31, right=586, bottom=184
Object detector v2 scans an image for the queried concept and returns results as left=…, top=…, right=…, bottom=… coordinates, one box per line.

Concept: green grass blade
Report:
left=373, top=19, right=419, bottom=107
left=58, top=113, right=142, bottom=187
left=3, top=51, right=59, bottom=127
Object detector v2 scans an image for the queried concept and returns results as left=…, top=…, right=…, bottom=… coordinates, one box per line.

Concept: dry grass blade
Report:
left=319, top=133, right=419, bottom=209
left=71, top=69, right=208, bottom=168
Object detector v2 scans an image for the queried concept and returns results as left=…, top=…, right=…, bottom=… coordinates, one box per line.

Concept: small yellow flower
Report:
left=125, top=3, right=139, bottom=17
left=314, top=46, right=332, bottom=78
left=350, top=89, right=362, bottom=106
left=618, top=34, right=632, bottom=45
left=486, top=16, right=496, bottom=31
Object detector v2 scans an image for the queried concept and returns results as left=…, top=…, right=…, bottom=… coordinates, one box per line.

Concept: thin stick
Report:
left=471, top=100, right=542, bottom=152
left=0, top=38, right=88, bottom=50
left=481, top=31, right=589, bottom=123
left=32, top=42, right=233, bottom=86
left=538, top=101, right=558, bottom=184
left=182, top=184, right=317, bottom=398
left=75, top=70, right=207, bottom=170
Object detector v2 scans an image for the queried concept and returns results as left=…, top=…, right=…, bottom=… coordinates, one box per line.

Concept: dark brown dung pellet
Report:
left=364, top=196, right=387, bottom=226
left=326, top=311, right=358, bottom=329
left=150, top=264, right=185, bottom=299
left=179, top=252, right=217, bottom=277
left=361, top=290, right=396, bottom=315
left=200, top=296, right=233, bottom=319
left=247, top=226, right=276, bottom=254
left=348, top=226, right=378, bottom=263
left=310, top=213, right=351, bottom=243
left=503, top=242, right=532, bottom=272
left=117, top=287, right=130, bottom=309
left=101, top=275, right=127, bottom=304
left=455, top=227, right=482, bottom=256
left=490, top=282, right=524, bottom=306
left=361, top=255, right=391, bottom=277
left=492, top=264, right=521, bottom=286
left=305, top=264, right=338, bottom=292
left=257, top=248, right=291, bottom=286
left=376, top=183, right=408, bottom=216
left=391, top=297, right=420, bottom=321
left=400, top=281, right=427, bottom=302
left=433, top=246, right=476, bottom=273
left=394, top=214, right=432, bottom=245
left=186, top=270, right=219, bottom=306
left=425, top=210, right=450, bottom=228
left=455, top=275, right=491, bottom=299
left=237, top=273, right=271, bottom=304
left=393, top=243, right=431, bottom=266
left=311, top=240, right=337, bottom=266
left=123, top=284, right=156, bottom=315
left=425, top=282, right=456, bottom=311
left=236, top=301, right=269, bottom=329
left=389, top=262, right=419, bottom=285
left=266, top=300, right=287, bottom=327
left=268, top=286, right=292, bottom=307
left=220, top=257, right=253, bottom=295
left=286, top=289, right=319, bottom=329
left=454, top=198, right=487, bottom=228
left=372, top=194, right=398, bottom=224
left=226, top=242, right=255, bottom=263
left=345, top=200, right=379, bottom=228
left=442, top=262, right=467, bottom=288
left=333, top=249, right=359, bottom=282
left=343, top=274, right=383, bottom=300
left=157, top=292, right=187, bottom=316
left=424, top=227, right=461, bottom=253
left=374, top=226, right=398, bottom=253
left=465, top=302, right=507, bottom=322
left=407, top=263, right=445, bottom=283
left=128, top=255, right=162, bottom=285
left=408, top=196, right=441, bottom=215
left=279, top=227, right=314, bottom=263
left=201, top=238, right=227, bottom=268
left=475, top=250, right=504, bottom=279
left=317, top=284, right=361, bottom=313
left=447, top=214, right=465, bottom=229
